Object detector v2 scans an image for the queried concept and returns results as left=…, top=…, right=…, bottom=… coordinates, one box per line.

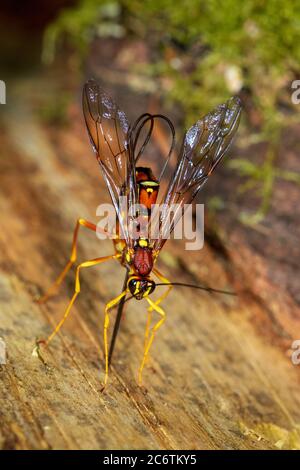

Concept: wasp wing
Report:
left=152, top=96, right=242, bottom=252
left=82, top=79, right=137, bottom=244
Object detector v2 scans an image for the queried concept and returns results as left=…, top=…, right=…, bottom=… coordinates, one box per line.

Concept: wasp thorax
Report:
left=128, top=277, right=155, bottom=300
left=133, top=242, right=153, bottom=277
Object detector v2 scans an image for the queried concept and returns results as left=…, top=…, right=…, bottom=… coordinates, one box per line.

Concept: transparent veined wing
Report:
left=151, top=96, right=242, bottom=253
left=82, top=79, right=137, bottom=244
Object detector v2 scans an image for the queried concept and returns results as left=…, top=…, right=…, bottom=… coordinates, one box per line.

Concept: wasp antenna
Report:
left=155, top=282, right=236, bottom=296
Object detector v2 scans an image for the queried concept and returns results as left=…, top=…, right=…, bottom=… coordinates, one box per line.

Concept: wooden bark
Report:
left=0, top=69, right=300, bottom=450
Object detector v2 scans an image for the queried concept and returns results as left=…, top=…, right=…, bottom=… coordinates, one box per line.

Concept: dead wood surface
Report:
left=0, top=64, right=300, bottom=450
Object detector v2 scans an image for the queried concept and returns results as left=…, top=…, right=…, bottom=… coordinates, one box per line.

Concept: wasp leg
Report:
left=37, top=218, right=108, bottom=303
left=37, top=254, right=120, bottom=349
left=143, top=268, right=172, bottom=350
left=139, top=297, right=166, bottom=385
left=103, top=289, right=128, bottom=386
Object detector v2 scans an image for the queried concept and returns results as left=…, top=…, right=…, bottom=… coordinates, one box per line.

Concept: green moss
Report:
left=239, top=421, right=300, bottom=450
left=42, top=1, right=123, bottom=64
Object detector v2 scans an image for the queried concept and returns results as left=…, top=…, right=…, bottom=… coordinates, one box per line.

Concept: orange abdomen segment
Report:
left=139, top=187, right=158, bottom=209
left=136, top=167, right=159, bottom=211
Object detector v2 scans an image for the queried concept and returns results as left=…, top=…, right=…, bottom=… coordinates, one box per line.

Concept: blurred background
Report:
left=1, top=0, right=300, bottom=295
left=2, top=0, right=300, bottom=216
left=1, top=0, right=300, bottom=450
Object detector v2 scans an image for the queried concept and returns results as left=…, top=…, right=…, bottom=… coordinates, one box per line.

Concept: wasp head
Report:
left=128, top=276, right=155, bottom=300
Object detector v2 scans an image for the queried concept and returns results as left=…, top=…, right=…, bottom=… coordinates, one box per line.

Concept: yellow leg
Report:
left=144, top=268, right=172, bottom=349
left=37, top=254, right=119, bottom=347
left=144, top=309, right=153, bottom=351
left=138, top=297, right=166, bottom=385
left=37, top=218, right=104, bottom=303
left=103, top=289, right=128, bottom=386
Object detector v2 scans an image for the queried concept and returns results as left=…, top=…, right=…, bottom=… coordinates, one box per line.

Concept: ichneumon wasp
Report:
left=35, top=79, right=242, bottom=386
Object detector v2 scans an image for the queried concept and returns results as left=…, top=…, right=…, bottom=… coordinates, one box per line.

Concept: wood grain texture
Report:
left=0, top=73, right=300, bottom=450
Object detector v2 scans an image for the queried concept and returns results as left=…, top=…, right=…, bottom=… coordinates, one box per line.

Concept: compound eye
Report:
left=145, top=280, right=155, bottom=295
left=128, top=279, right=137, bottom=295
